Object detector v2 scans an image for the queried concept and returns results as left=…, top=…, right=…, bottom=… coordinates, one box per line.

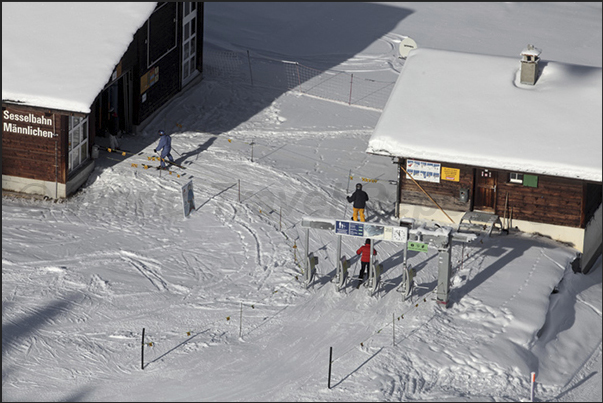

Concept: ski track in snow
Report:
left=3, top=33, right=601, bottom=400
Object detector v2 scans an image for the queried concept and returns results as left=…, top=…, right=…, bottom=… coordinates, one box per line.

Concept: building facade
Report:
left=394, top=157, right=602, bottom=273
left=368, top=47, right=602, bottom=274
left=2, top=2, right=204, bottom=199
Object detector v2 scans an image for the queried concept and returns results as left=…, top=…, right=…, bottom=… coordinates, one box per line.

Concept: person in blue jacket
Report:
left=154, top=129, right=175, bottom=170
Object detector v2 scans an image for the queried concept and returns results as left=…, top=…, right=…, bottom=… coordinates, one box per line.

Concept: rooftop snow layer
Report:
left=2, top=2, right=157, bottom=113
left=367, top=48, right=602, bottom=182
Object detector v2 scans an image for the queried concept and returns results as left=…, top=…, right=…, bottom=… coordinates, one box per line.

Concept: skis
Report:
left=97, top=145, right=131, bottom=154
left=156, top=160, right=185, bottom=171
left=164, top=159, right=186, bottom=169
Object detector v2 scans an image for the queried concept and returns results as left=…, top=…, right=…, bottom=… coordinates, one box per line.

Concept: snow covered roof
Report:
left=2, top=2, right=157, bottom=113
left=367, top=48, right=603, bottom=183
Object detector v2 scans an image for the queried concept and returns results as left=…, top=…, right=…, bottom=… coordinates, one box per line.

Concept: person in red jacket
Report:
left=356, top=238, right=377, bottom=287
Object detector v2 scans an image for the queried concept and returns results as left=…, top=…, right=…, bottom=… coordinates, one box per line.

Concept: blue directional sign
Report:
left=332, top=219, right=407, bottom=243
left=335, top=220, right=350, bottom=236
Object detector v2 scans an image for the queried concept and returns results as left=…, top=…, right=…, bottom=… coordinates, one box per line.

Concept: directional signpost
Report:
left=301, top=217, right=473, bottom=305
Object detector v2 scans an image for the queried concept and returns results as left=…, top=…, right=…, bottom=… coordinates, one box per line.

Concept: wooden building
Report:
left=368, top=48, right=602, bottom=274
left=2, top=2, right=203, bottom=199
left=93, top=2, right=204, bottom=137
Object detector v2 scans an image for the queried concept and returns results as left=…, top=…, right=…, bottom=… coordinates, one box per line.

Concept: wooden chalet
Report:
left=2, top=2, right=203, bottom=199
left=368, top=47, right=602, bottom=274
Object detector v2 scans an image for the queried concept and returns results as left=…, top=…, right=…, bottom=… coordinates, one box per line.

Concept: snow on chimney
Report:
left=520, top=44, right=542, bottom=85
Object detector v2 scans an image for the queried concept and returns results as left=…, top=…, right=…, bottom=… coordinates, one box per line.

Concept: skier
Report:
left=346, top=183, right=369, bottom=222
left=154, top=129, right=175, bottom=170
left=356, top=238, right=377, bottom=288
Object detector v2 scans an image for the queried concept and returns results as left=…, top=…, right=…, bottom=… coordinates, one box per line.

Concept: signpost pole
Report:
left=336, top=235, right=342, bottom=285
left=436, top=233, right=452, bottom=307
left=305, top=227, right=310, bottom=280
left=369, top=238, right=374, bottom=286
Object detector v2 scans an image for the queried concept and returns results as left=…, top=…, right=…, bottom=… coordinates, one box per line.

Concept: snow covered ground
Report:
left=3, top=2, right=601, bottom=402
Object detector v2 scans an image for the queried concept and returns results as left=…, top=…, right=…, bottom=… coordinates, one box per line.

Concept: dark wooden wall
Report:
left=2, top=104, right=68, bottom=184
left=137, top=2, right=180, bottom=123
left=399, top=158, right=594, bottom=229
left=91, top=2, right=205, bottom=130
left=400, top=160, right=475, bottom=212
left=496, top=171, right=583, bottom=227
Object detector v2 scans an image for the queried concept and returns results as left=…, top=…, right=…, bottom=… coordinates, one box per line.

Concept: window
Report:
left=69, top=116, right=89, bottom=173
left=181, top=2, right=198, bottom=87
left=147, top=2, right=178, bottom=68
left=509, top=172, right=523, bottom=184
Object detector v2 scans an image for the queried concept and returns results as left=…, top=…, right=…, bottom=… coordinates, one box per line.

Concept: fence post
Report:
left=328, top=346, right=333, bottom=389
left=348, top=73, right=354, bottom=105
left=247, top=50, right=254, bottom=86
left=141, top=328, right=145, bottom=370
left=296, top=62, right=302, bottom=90
left=393, top=313, right=395, bottom=346
left=239, top=302, right=243, bottom=338
left=530, top=372, right=536, bottom=402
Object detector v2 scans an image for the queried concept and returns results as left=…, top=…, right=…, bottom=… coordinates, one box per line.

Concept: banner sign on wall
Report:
left=3, top=109, right=58, bottom=138
left=406, top=159, right=441, bottom=183
left=441, top=166, right=460, bottom=182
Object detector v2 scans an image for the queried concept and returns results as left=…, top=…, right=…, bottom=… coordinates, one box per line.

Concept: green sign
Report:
left=408, top=241, right=428, bottom=252
left=523, top=174, right=538, bottom=188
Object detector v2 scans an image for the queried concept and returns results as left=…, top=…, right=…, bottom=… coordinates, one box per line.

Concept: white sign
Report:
left=335, top=220, right=408, bottom=244
left=3, top=110, right=58, bottom=138
left=406, top=159, right=441, bottom=183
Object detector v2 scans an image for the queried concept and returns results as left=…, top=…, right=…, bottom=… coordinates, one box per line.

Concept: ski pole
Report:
left=343, top=169, right=352, bottom=219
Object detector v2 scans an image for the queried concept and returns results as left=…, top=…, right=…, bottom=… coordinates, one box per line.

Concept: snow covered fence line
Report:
left=329, top=290, right=438, bottom=368
left=202, top=48, right=395, bottom=110
left=138, top=300, right=306, bottom=369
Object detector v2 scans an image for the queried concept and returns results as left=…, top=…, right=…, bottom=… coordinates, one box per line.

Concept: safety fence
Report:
left=203, top=47, right=397, bottom=111
left=140, top=282, right=440, bottom=371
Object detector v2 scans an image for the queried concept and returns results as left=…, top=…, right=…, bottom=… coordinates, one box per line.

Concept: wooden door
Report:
left=474, top=169, right=497, bottom=212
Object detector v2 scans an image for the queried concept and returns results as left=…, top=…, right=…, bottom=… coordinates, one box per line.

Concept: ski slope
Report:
left=3, top=2, right=601, bottom=402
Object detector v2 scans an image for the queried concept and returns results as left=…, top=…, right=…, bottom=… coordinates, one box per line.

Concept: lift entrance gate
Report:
left=300, top=217, right=474, bottom=306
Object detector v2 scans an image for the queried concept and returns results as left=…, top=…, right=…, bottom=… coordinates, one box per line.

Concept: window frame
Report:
left=68, top=115, right=89, bottom=173
left=146, top=2, right=178, bottom=68
left=509, top=172, right=524, bottom=184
